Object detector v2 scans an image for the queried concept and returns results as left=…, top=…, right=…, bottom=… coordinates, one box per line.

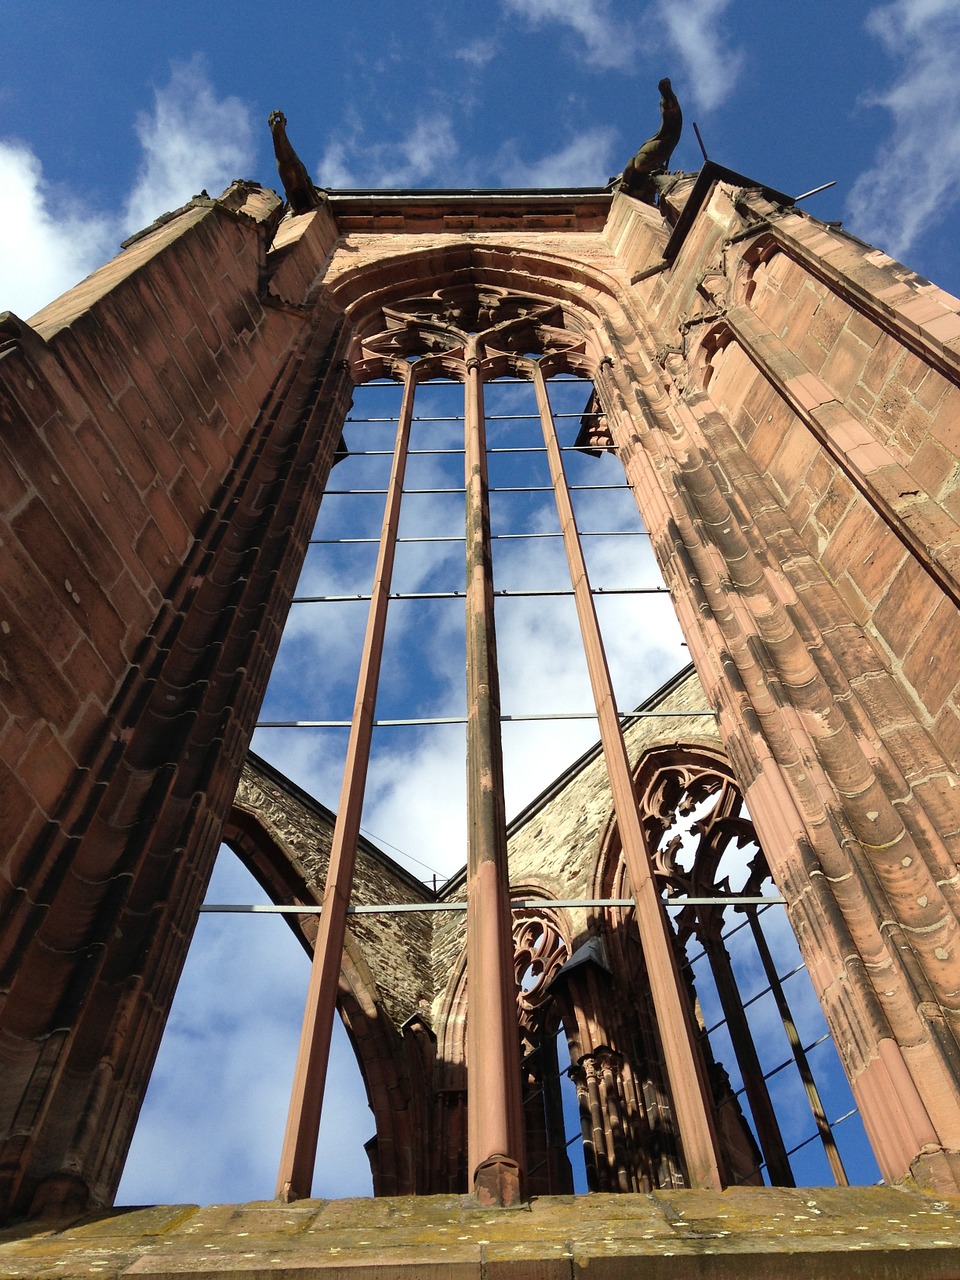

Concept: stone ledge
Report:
left=3, top=1188, right=960, bottom=1278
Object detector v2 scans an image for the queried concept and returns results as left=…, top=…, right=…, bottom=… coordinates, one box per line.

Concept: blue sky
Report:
left=2, top=0, right=948, bottom=1206
left=3, top=0, right=960, bottom=317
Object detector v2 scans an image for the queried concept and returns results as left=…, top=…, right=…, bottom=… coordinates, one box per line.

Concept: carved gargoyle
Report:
left=611, top=78, right=683, bottom=205
left=268, top=110, right=323, bottom=215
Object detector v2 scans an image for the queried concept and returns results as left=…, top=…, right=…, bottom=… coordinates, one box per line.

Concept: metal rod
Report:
left=346, top=413, right=594, bottom=423
left=310, top=536, right=465, bottom=544
left=324, top=487, right=465, bottom=495
left=335, top=446, right=611, bottom=455
left=693, top=122, right=709, bottom=162
left=531, top=359, right=724, bottom=1190
left=291, top=587, right=669, bottom=602
left=255, top=710, right=717, bottom=727
left=200, top=896, right=787, bottom=915
left=463, top=343, right=526, bottom=1204
left=275, top=366, right=416, bottom=1203
left=793, top=180, right=837, bottom=203
left=321, top=485, right=629, bottom=495
left=341, top=448, right=465, bottom=455
left=491, top=485, right=629, bottom=493
left=308, top=531, right=649, bottom=545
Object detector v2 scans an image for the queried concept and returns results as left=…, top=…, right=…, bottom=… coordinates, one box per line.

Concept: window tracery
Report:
left=602, top=749, right=859, bottom=1187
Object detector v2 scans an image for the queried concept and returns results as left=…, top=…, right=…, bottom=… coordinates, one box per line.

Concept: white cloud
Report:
left=654, top=0, right=744, bottom=112
left=0, top=60, right=256, bottom=322
left=317, top=114, right=459, bottom=189
left=501, top=0, right=639, bottom=71
left=316, top=139, right=359, bottom=189
left=124, top=55, right=255, bottom=235
left=0, top=141, right=114, bottom=320
left=846, top=0, right=960, bottom=258
left=496, top=126, right=619, bottom=187
left=455, top=37, right=497, bottom=68
left=118, top=853, right=373, bottom=1205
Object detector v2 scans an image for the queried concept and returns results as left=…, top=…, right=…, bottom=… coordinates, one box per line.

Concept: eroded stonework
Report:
left=2, top=162, right=960, bottom=1230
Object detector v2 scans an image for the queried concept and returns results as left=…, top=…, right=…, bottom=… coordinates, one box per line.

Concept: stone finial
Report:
left=268, top=110, right=323, bottom=215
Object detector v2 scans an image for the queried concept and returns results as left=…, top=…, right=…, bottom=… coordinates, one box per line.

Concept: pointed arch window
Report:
left=600, top=748, right=881, bottom=1187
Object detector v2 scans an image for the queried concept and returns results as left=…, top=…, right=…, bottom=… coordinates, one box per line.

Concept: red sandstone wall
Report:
left=3, top=173, right=960, bottom=1216
left=605, top=184, right=960, bottom=1189
left=0, top=193, right=347, bottom=1216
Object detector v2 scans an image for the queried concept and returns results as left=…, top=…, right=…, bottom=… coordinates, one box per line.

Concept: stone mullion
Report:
left=276, top=361, right=417, bottom=1202
left=532, top=361, right=724, bottom=1190
left=463, top=345, right=526, bottom=1207
left=594, top=352, right=952, bottom=1182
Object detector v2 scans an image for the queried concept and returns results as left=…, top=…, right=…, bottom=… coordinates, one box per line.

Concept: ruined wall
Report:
left=430, top=669, right=717, bottom=1014
left=230, top=754, right=434, bottom=1030
left=593, top=180, right=960, bottom=1191
left=3, top=168, right=960, bottom=1216
left=0, top=187, right=348, bottom=1216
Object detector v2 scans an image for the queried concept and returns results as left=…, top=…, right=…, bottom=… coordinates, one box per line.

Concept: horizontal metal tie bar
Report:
left=340, top=448, right=465, bottom=456
left=490, top=445, right=613, bottom=453
left=322, top=485, right=630, bottom=495
left=491, top=531, right=648, bottom=538
left=256, top=710, right=716, bottom=727
left=356, top=377, right=588, bottom=387
left=324, top=488, right=466, bottom=495
left=199, top=895, right=785, bottom=915
left=308, top=532, right=649, bottom=545
left=311, top=536, right=466, bottom=544
left=291, top=587, right=670, bottom=601
left=389, top=449, right=598, bottom=458
left=491, top=484, right=628, bottom=493
left=345, top=412, right=595, bottom=423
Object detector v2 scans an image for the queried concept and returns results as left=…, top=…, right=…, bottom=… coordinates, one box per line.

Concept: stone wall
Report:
left=3, top=165, right=960, bottom=1214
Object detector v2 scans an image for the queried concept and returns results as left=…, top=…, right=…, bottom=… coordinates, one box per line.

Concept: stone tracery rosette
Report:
left=348, top=286, right=595, bottom=382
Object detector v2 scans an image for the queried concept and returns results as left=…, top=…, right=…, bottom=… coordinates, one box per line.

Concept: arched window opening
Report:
left=125, top=279, right=885, bottom=1202
left=602, top=751, right=882, bottom=1188
left=117, top=847, right=372, bottom=1205
left=215, top=278, right=874, bottom=1204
